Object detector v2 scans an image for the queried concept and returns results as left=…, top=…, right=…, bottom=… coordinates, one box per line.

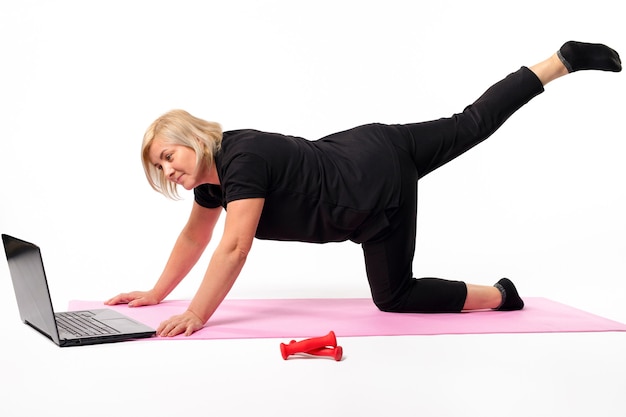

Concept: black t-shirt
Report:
left=194, top=123, right=401, bottom=243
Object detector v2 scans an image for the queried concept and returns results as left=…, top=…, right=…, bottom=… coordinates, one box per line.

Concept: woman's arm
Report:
left=105, top=201, right=222, bottom=307
left=156, top=197, right=265, bottom=337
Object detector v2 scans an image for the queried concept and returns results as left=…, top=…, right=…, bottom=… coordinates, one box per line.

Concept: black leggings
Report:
left=361, top=66, right=545, bottom=313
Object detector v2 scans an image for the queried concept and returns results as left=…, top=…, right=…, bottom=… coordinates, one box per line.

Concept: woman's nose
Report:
left=163, top=163, right=175, bottom=178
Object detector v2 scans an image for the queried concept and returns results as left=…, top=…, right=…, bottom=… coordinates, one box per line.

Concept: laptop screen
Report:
left=2, top=235, right=61, bottom=344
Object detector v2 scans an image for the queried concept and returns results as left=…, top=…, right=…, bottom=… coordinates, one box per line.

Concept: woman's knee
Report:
left=371, top=278, right=468, bottom=313
left=371, top=293, right=409, bottom=313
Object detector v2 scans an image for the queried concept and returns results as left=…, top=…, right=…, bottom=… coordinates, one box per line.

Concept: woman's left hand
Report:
left=157, top=310, right=205, bottom=337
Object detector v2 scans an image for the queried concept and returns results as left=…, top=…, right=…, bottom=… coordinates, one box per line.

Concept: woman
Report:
left=107, top=41, right=621, bottom=337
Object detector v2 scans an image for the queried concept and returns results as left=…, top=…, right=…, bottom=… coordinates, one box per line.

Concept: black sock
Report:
left=493, top=278, right=524, bottom=311
left=557, top=41, right=622, bottom=73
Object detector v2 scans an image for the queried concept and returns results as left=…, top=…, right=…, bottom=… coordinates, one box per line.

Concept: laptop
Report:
left=2, top=234, right=156, bottom=346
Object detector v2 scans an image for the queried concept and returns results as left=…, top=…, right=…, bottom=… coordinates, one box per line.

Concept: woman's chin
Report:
left=180, top=178, right=200, bottom=190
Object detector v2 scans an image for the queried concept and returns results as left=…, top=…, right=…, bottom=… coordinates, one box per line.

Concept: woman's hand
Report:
left=157, top=310, right=204, bottom=337
left=105, top=290, right=161, bottom=308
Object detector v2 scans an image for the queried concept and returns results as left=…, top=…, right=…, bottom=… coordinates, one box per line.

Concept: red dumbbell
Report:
left=305, top=346, right=343, bottom=361
left=280, top=331, right=342, bottom=361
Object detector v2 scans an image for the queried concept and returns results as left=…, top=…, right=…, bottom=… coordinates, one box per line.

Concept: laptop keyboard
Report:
left=55, top=311, right=121, bottom=337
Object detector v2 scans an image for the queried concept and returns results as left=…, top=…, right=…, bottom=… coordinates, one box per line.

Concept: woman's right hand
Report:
left=105, top=290, right=161, bottom=308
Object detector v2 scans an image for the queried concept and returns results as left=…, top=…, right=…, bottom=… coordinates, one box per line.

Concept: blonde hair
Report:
left=141, top=109, right=222, bottom=199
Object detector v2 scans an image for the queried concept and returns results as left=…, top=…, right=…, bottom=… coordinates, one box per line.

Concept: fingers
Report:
left=127, top=296, right=150, bottom=308
left=104, top=293, right=134, bottom=305
left=105, top=291, right=155, bottom=307
left=157, top=312, right=203, bottom=337
left=157, top=320, right=187, bottom=337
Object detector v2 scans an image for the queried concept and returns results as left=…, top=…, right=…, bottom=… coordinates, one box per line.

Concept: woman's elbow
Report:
left=224, top=239, right=253, bottom=263
left=234, top=245, right=251, bottom=261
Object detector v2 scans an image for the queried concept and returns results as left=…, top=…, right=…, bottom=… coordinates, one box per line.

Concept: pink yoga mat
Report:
left=68, top=297, right=626, bottom=340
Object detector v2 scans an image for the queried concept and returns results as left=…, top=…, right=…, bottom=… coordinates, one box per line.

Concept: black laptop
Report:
left=2, top=234, right=156, bottom=346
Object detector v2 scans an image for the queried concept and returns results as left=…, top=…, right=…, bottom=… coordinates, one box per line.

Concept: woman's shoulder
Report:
left=223, top=128, right=303, bottom=140
left=221, top=129, right=309, bottom=152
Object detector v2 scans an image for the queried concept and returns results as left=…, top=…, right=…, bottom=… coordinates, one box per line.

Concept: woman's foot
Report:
left=493, top=278, right=524, bottom=311
left=530, top=41, right=621, bottom=86
left=557, top=41, right=622, bottom=73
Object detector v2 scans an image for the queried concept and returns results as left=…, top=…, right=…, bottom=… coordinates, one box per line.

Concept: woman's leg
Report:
left=396, top=41, right=621, bottom=180
left=363, top=41, right=621, bottom=313
left=361, top=150, right=523, bottom=313
left=362, top=150, right=470, bottom=313
left=364, top=68, right=541, bottom=312
left=461, top=42, right=621, bottom=311
left=529, top=53, right=569, bottom=85
left=401, top=66, right=545, bottom=180
left=464, top=284, right=502, bottom=310
left=464, top=279, right=523, bottom=311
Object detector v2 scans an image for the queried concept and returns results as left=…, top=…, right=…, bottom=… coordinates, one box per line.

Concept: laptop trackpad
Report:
left=102, top=317, right=141, bottom=329
left=92, top=309, right=150, bottom=331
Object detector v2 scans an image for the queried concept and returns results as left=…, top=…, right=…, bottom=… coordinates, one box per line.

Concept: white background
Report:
left=1, top=1, right=624, bottom=416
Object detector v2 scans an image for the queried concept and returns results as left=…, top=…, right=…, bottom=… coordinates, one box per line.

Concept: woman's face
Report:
left=148, top=136, right=207, bottom=190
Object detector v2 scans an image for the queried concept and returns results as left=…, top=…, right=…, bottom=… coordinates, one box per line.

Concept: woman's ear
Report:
left=194, top=136, right=210, bottom=157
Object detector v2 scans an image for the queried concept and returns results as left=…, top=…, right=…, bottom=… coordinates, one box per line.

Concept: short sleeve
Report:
left=194, top=184, right=224, bottom=209
left=220, top=152, right=269, bottom=204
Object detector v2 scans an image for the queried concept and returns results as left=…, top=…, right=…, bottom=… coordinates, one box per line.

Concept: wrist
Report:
left=150, top=286, right=168, bottom=303
left=187, top=307, right=206, bottom=324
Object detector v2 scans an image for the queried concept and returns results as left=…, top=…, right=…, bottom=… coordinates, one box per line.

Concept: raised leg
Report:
left=364, top=41, right=621, bottom=313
